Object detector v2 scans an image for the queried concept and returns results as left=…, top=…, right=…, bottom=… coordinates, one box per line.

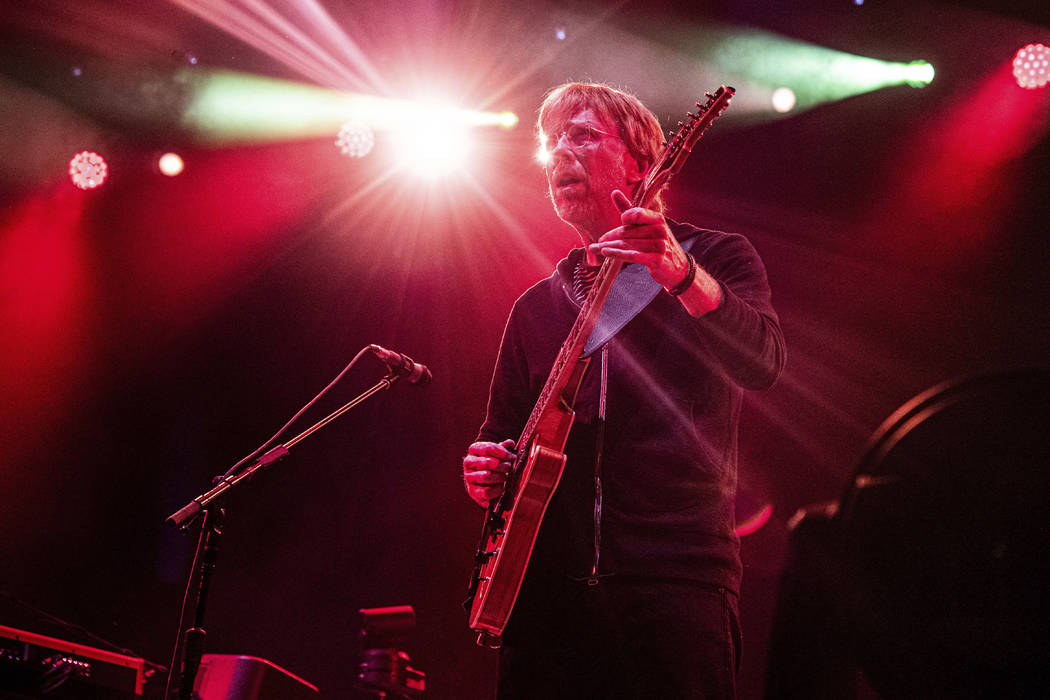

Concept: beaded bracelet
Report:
left=666, top=253, right=697, bottom=296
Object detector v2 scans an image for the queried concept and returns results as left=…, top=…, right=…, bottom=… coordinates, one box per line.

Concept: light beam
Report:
left=180, top=70, right=517, bottom=145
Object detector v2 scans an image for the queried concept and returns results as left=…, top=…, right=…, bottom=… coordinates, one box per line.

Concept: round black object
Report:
left=838, top=368, right=1050, bottom=698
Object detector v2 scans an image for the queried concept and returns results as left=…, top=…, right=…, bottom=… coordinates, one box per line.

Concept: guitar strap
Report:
left=582, top=233, right=698, bottom=358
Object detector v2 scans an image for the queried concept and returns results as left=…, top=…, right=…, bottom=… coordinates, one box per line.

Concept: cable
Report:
left=219, top=346, right=373, bottom=480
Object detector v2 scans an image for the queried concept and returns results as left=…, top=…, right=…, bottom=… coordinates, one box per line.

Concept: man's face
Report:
left=545, top=108, right=641, bottom=241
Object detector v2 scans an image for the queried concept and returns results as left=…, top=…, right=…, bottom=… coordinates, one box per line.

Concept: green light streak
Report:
left=653, top=24, right=934, bottom=114
left=180, top=69, right=516, bottom=143
left=704, top=30, right=934, bottom=107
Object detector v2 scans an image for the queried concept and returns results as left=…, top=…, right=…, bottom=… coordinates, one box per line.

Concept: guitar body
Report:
left=465, top=86, right=735, bottom=648
left=468, top=357, right=589, bottom=644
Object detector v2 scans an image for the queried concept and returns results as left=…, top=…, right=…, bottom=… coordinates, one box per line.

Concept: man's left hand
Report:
left=589, top=189, right=691, bottom=290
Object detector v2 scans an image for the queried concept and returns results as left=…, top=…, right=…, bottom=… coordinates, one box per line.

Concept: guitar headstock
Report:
left=666, top=86, right=734, bottom=164
left=637, top=86, right=735, bottom=207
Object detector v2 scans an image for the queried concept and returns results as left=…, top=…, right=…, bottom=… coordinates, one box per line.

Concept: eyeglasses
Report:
left=547, top=124, right=621, bottom=151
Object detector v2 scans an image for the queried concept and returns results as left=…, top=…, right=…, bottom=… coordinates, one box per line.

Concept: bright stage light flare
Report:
left=336, top=121, right=375, bottom=158
left=838, top=58, right=934, bottom=89
left=158, top=152, right=185, bottom=176
left=901, top=60, right=936, bottom=87
left=393, top=119, right=472, bottom=178
left=181, top=69, right=518, bottom=143
left=68, top=151, right=108, bottom=190
left=1013, top=44, right=1050, bottom=89
left=536, top=145, right=552, bottom=166
left=771, top=87, right=796, bottom=113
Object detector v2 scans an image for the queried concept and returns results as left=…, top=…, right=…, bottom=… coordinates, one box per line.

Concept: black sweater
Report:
left=478, top=222, right=785, bottom=594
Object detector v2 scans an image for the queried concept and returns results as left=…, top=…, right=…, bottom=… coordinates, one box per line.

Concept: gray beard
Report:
left=553, top=193, right=605, bottom=241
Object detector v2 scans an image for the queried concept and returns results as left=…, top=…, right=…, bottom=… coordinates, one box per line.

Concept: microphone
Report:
left=370, top=344, right=433, bottom=385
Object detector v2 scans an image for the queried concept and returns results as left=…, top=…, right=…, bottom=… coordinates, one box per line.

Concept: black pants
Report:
left=497, top=575, right=740, bottom=699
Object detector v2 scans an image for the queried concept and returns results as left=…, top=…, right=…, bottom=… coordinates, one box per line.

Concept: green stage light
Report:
left=179, top=69, right=517, bottom=143
left=670, top=27, right=934, bottom=112
left=902, top=61, right=936, bottom=87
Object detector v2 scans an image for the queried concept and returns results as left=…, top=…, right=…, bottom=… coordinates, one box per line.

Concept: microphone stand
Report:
left=164, top=372, right=405, bottom=699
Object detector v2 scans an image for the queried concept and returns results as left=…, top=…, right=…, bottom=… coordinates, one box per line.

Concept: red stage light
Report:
left=1013, top=43, right=1050, bottom=89
left=68, top=151, right=108, bottom=190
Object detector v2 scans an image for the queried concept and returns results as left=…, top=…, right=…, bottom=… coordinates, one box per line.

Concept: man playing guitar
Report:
left=463, top=82, right=785, bottom=699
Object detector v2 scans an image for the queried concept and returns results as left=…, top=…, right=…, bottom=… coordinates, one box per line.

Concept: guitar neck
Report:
left=515, top=255, right=623, bottom=452
left=512, top=144, right=670, bottom=455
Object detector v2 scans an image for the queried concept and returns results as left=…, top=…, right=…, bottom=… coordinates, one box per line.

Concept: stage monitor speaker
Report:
left=192, top=654, right=318, bottom=700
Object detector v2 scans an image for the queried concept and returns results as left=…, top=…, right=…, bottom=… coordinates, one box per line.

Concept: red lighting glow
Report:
left=0, top=188, right=93, bottom=447
left=735, top=503, right=774, bottom=537
left=870, top=63, right=1049, bottom=264
left=68, top=151, right=108, bottom=190
left=1013, top=43, right=1050, bottom=89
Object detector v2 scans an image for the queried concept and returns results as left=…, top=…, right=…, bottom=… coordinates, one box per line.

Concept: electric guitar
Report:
left=465, top=86, right=736, bottom=647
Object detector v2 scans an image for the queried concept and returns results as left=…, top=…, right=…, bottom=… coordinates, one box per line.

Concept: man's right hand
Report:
left=462, top=439, right=517, bottom=508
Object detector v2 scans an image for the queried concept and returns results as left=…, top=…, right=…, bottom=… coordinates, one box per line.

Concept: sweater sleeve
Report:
left=690, top=231, right=786, bottom=390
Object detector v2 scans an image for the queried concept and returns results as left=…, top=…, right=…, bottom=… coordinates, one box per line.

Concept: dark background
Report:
left=1, top=0, right=1048, bottom=697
